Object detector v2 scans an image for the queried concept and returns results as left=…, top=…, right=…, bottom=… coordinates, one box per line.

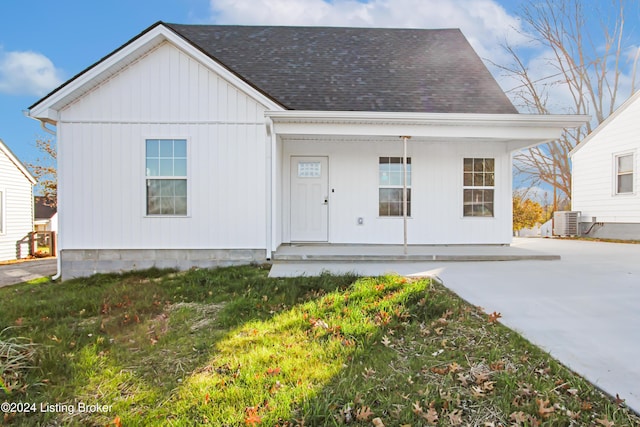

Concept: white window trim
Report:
left=143, top=138, right=190, bottom=218
left=462, top=157, right=496, bottom=219
left=613, top=151, right=635, bottom=196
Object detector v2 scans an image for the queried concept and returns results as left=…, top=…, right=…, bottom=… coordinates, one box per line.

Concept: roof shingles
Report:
left=165, top=24, right=518, bottom=114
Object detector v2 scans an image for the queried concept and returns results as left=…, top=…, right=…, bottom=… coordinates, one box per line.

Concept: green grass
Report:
left=0, top=265, right=638, bottom=426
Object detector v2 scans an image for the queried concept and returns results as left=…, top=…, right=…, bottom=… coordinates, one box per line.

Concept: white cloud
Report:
left=208, top=0, right=527, bottom=67
left=0, top=49, right=64, bottom=96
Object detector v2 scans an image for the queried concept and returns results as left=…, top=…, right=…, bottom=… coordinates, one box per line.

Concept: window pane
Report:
left=160, top=159, right=173, bottom=176
left=486, top=172, right=495, bottom=186
left=175, top=197, right=187, bottom=215
left=160, top=197, right=175, bottom=215
left=174, top=180, right=187, bottom=196
left=174, top=159, right=187, bottom=177
left=159, top=140, right=174, bottom=157
left=174, top=140, right=187, bottom=158
left=618, top=155, right=633, bottom=173
left=463, top=158, right=473, bottom=172
left=146, top=159, right=159, bottom=177
left=484, top=159, right=495, bottom=172
left=146, top=140, right=159, bottom=158
left=618, top=174, right=633, bottom=193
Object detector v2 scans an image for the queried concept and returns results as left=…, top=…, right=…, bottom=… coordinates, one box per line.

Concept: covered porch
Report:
left=264, top=111, right=589, bottom=258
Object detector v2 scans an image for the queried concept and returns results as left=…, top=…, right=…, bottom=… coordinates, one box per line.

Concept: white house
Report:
left=0, top=139, right=36, bottom=261
left=570, top=90, right=640, bottom=239
left=28, top=22, right=587, bottom=279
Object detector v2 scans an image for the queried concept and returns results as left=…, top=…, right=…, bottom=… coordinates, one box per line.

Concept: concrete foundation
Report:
left=579, top=222, right=640, bottom=241
left=60, top=248, right=266, bottom=280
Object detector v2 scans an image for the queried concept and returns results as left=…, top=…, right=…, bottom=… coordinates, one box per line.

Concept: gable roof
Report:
left=570, top=90, right=640, bottom=156
left=30, top=22, right=518, bottom=116
left=0, top=139, right=37, bottom=185
left=165, top=23, right=518, bottom=114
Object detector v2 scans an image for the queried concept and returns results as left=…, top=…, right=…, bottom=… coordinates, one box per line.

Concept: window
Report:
left=145, top=139, right=187, bottom=215
left=463, top=158, right=494, bottom=217
left=615, top=153, right=634, bottom=194
left=379, top=157, right=411, bottom=216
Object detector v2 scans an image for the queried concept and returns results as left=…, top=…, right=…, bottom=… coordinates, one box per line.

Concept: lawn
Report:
left=0, top=265, right=638, bottom=426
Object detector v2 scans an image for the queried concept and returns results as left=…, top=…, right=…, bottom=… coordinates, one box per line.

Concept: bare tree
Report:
left=495, top=0, right=639, bottom=203
left=26, top=137, right=57, bottom=208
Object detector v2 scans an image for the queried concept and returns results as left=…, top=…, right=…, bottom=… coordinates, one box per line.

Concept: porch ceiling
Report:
left=266, top=111, right=590, bottom=151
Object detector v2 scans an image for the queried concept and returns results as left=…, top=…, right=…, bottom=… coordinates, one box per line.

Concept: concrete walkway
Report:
left=0, top=258, right=57, bottom=288
left=270, top=238, right=640, bottom=414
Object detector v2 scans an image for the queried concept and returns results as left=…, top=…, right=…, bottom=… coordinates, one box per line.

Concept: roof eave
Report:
left=266, top=110, right=589, bottom=150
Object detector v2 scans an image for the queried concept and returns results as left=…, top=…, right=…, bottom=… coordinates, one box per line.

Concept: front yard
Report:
left=0, top=265, right=638, bottom=426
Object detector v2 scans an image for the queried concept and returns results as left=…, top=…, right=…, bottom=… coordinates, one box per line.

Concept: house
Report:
left=570, top=90, right=640, bottom=239
left=0, top=139, right=36, bottom=262
left=34, top=197, right=57, bottom=233
left=27, top=22, right=587, bottom=279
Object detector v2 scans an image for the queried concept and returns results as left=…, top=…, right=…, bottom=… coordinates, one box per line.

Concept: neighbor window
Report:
left=379, top=157, right=411, bottom=216
left=463, top=158, right=494, bottom=217
left=145, top=139, right=187, bottom=215
left=615, top=153, right=634, bottom=194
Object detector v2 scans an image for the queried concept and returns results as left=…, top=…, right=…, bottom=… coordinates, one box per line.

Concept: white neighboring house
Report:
left=571, top=90, right=640, bottom=239
left=0, top=139, right=36, bottom=261
left=28, top=22, right=587, bottom=279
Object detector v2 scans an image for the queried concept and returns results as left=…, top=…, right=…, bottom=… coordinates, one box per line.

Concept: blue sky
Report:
left=0, top=0, right=638, bottom=179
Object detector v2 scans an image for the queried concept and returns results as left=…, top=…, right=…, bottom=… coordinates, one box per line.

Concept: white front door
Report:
left=290, top=156, right=329, bottom=242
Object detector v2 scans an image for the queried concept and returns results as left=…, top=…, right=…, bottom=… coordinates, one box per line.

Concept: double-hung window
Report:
left=379, top=157, right=411, bottom=216
left=615, top=153, right=634, bottom=194
left=463, top=158, right=494, bottom=217
left=145, top=139, right=187, bottom=216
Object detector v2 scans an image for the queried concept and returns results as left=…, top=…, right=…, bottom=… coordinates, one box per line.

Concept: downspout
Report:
left=24, top=111, right=62, bottom=280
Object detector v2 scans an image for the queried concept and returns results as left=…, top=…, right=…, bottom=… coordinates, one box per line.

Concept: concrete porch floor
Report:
left=272, top=240, right=559, bottom=262
left=269, top=238, right=560, bottom=277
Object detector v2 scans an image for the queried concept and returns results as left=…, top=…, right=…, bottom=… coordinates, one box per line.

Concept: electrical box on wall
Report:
left=357, top=217, right=364, bottom=225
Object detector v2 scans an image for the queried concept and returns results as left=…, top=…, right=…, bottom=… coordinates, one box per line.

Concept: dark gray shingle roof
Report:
left=166, top=23, right=518, bottom=114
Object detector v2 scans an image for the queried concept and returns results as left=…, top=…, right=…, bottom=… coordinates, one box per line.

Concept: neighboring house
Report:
left=34, top=197, right=57, bottom=233
left=570, top=90, right=640, bottom=239
left=28, top=22, right=586, bottom=279
left=0, top=139, right=36, bottom=261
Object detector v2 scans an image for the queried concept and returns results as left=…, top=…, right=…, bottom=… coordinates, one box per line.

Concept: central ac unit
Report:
left=553, top=211, right=580, bottom=236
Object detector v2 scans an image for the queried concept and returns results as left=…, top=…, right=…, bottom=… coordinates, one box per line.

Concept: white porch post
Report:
left=401, top=136, right=411, bottom=254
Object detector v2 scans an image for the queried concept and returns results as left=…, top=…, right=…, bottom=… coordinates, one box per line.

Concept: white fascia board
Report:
left=266, top=111, right=589, bottom=148
left=29, top=24, right=284, bottom=121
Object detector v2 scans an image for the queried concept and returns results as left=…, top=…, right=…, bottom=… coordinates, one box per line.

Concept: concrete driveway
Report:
left=270, top=238, right=640, bottom=414
left=436, top=238, right=640, bottom=415
left=0, top=258, right=57, bottom=288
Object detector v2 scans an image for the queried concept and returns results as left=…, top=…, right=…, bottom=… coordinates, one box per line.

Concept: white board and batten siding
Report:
left=572, top=93, right=640, bottom=224
left=58, top=42, right=270, bottom=251
left=281, top=139, right=512, bottom=245
left=0, top=143, right=34, bottom=261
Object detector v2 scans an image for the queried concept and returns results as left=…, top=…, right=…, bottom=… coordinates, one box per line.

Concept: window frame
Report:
left=144, top=138, right=189, bottom=217
left=462, top=157, right=495, bottom=218
left=614, top=152, right=635, bottom=195
left=378, top=156, right=411, bottom=217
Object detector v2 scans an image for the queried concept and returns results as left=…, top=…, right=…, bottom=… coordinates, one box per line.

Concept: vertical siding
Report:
left=282, top=139, right=511, bottom=245
left=572, top=97, right=640, bottom=222
left=58, top=42, right=268, bottom=250
left=0, top=150, right=33, bottom=261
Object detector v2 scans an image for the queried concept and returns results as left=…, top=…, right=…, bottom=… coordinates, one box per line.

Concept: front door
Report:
left=290, top=156, right=329, bottom=242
